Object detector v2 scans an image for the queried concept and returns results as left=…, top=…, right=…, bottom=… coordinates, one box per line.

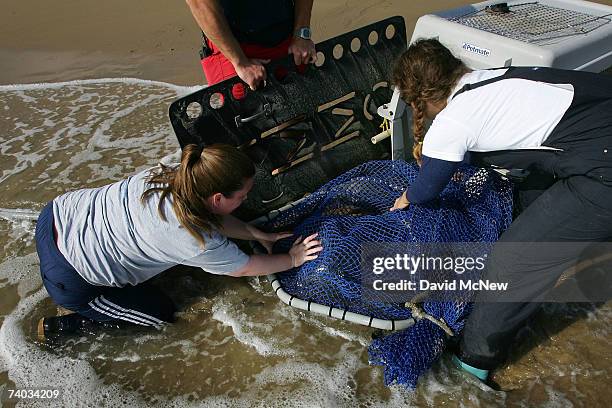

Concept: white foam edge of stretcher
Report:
left=268, top=274, right=414, bottom=331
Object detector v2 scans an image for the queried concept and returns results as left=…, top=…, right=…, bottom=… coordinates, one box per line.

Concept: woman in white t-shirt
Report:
left=35, top=144, right=322, bottom=340
left=390, top=38, right=612, bottom=387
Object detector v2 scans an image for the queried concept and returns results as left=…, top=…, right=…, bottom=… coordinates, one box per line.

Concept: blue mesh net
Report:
left=263, top=160, right=513, bottom=388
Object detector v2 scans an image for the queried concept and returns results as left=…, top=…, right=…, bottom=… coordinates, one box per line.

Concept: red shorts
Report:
left=201, top=36, right=292, bottom=86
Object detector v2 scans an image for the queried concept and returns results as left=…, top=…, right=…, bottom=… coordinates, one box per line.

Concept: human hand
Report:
left=288, top=233, right=322, bottom=267
left=288, top=38, right=316, bottom=66
left=258, top=231, right=293, bottom=254
left=235, top=58, right=271, bottom=90
left=390, top=192, right=410, bottom=211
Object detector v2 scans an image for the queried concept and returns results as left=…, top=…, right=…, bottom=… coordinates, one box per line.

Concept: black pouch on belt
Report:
left=199, top=31, right=213, bottom=60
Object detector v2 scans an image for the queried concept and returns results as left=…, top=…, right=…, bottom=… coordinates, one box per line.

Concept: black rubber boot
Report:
left=38, top=313, right=146, bottom=342
left=37, top=313, right=95, bottom=341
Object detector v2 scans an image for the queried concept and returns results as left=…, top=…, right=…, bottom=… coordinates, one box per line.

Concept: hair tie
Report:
left=184, top=144, right=204, bottom=167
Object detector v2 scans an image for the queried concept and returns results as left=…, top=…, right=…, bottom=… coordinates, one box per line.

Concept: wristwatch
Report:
left=295, top=26, right=312, bottom=40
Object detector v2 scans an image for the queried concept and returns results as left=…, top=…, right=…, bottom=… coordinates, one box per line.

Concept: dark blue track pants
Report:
left=35, top=202, right=175, bottom=328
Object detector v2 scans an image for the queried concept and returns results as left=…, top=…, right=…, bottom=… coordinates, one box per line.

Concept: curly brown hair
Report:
left=141, top=144, right=255, bottom=247
left=392, top=39, right=470, bottom=163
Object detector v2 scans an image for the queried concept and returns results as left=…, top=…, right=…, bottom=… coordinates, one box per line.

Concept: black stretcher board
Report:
left=169, top=16, right=407, bottom=219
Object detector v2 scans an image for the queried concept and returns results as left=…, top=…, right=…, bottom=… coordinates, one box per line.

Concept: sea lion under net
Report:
left=262, top=159, right=513, bottom=388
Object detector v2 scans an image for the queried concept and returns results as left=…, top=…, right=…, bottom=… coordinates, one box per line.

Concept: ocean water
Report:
left=0, top=79, right=609, bottom=407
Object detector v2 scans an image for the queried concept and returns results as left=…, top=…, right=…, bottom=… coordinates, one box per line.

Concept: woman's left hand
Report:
left=390, top=192, right=410, bottom=211
left=258, top=231, right=293, bottom=254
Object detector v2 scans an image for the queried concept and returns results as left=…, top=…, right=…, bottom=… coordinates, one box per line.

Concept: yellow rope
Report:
left=380, top=118, right=390, bottom=132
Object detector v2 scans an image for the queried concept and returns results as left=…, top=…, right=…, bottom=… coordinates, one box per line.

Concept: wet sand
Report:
left=1, top=1, right=612, bottom=406
left=3, top=0, right=611, bottom=86
left=0, top=0, right=507, bottom=85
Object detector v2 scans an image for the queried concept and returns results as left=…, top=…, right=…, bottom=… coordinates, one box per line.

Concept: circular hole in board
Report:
left=315, top=51, right=326, bottom=67
left=368, top=30, right=379, bottom=46
left=385, top=24, right=396, bottom=40
left=186, top=101, right=203, bottom=119
left=350, top=37, right=362, bottom=53
left=333, top=44, right=344, bottom=60
left=209, top=92, right=225, bottom=109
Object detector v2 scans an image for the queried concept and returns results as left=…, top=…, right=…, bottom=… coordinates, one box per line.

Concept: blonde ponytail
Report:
left=142, top=144, right=256, bottom=247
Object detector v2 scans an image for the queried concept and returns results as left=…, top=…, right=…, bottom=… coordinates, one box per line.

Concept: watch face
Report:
left=299, top=27, right=311, bottom=40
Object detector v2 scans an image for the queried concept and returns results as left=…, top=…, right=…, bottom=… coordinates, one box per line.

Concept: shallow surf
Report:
left=0, top=78, right=608, bottom=407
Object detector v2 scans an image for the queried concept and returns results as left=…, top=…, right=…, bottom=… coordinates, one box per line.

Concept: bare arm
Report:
left=231, top=253, right=293, bottom=277
left=219, top=214, right=265, bottom=241
left=289, top=0, right=316, bottom=65
left=294, top=0, right=314, bottom=30
left=185, top=0, right=269, bottom=89
left=219, top=214, right=291, bottom=249
left=230, top=233, right=322, bottom=277
left=185, top=0, right=246, bottom=66
left=221, top=214, right=296, bottom=256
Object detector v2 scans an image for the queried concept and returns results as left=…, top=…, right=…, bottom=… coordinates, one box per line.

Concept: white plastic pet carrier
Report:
left=411, top=0, right=612, bottom=71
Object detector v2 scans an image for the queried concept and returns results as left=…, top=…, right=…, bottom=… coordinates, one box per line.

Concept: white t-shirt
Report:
left=422, top=68, right=575, bottom=162
left=53, top=167, right=250, bottom=287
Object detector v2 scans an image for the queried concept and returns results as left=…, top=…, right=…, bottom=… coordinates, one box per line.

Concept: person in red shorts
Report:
left=186, top=0, right=317, bottom=96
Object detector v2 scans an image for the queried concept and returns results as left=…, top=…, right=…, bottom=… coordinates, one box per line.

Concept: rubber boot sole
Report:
left=37, top=317, right=46, bottom=342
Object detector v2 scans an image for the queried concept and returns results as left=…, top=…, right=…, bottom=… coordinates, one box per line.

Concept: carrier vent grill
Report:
left=450, top=2, right=611, bottom=43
